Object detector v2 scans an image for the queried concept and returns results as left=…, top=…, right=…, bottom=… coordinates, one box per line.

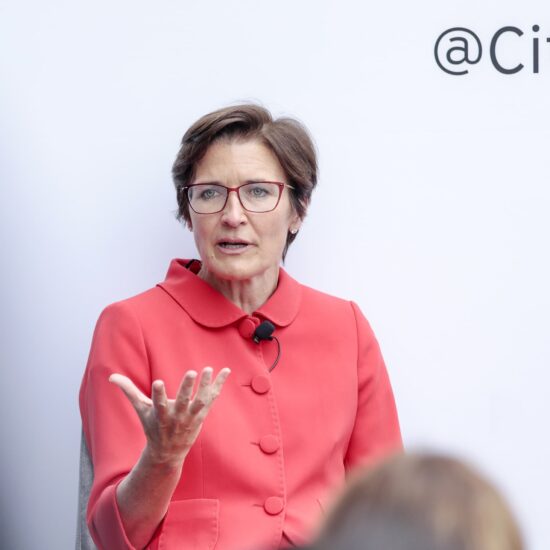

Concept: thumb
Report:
left=109, top=373, right=153, bottom=412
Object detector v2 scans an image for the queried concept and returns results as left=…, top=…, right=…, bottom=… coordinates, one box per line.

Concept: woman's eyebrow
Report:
left=191, top=179, right=274, bottom=185
left=191, top=180, right=222, bottom=185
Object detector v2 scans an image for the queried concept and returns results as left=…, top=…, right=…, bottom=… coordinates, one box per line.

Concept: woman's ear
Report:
left=289, top=208, right=305, bottom=234
left=289, top=218, right=302, bottom=235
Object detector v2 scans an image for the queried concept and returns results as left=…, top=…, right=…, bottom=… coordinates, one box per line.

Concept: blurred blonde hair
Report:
left=312, top=452, right=523, bottom=550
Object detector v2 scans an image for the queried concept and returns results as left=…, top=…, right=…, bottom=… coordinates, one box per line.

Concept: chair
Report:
left=75, top=430, right=97, bottom=550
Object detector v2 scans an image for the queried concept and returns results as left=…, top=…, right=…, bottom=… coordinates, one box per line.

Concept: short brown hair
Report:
left=312, top=453, right=524, bottom=550
left=172, top=104, right=317, bottom=260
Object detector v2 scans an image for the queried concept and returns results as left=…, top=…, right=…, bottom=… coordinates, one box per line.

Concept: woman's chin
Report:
left=203, top=255, right=274, bottom=284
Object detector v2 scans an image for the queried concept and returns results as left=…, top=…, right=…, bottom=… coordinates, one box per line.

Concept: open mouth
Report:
left=218, top=242, right=249, bottom=249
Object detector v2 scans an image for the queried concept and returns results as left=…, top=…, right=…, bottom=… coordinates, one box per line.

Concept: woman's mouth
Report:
left=219, top=242, right=248, bottom=249
left=216, top=240, right=252, bottom=254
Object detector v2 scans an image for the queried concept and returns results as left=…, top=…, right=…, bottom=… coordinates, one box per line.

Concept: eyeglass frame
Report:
left=182, top=181, right=295, bottom=214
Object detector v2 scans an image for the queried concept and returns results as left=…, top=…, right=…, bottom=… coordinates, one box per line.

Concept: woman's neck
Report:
left=197, top=265, right=279, bottom=315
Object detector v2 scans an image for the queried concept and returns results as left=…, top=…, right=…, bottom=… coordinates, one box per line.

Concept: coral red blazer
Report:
left=79, top=259, right=402, bottom=550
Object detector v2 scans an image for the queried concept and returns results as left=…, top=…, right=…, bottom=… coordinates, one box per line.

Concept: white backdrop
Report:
left=1, top=1, right=549, bottom=549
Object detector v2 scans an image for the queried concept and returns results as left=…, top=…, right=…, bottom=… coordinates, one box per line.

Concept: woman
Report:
left=79, top=104, right=402, bottom=550
left=304, top=452, right=524, bottom=550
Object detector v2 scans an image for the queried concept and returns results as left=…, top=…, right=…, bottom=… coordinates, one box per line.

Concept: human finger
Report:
left=188, top=367, right=213, bottom=415
left=109, top=373, right=152, bottom=412
left=151, top=380, right=169, bottom=424
left=174, top=370, right=198, bottom=415
left=210, top=367, right=231, bottom=402
left=211, top=368, right=231, bottom=399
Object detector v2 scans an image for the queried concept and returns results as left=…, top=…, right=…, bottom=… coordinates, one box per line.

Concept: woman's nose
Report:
left=221, top=190, right=246, bottom=226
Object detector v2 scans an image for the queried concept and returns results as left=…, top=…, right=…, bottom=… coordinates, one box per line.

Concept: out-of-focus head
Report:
left=172, top=104, right=317, bottom=262
left=310, top=453, right=523, bottom=550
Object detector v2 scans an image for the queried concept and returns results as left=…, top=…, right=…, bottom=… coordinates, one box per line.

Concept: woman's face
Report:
left=188, top=139, right=301, bottom=283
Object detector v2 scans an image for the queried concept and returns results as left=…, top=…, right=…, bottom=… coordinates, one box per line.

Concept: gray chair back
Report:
left=75, top=430, right=97, bottom=550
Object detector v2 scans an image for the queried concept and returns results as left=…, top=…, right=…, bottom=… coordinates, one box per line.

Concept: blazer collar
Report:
left=157, top=259, right=301, bottom=328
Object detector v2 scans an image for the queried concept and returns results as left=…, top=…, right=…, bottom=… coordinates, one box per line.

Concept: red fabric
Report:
left=79, top=259, right=402, bottom=550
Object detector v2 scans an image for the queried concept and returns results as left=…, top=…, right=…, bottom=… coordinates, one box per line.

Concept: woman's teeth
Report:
left=220, top=242, right=247, bottom=248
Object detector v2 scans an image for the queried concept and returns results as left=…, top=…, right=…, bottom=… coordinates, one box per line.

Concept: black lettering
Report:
left=490, top=26, right=524, bottom=74
left=446, top=38, right=469, bottom=64
left=533, top=25, right=540, bottom=73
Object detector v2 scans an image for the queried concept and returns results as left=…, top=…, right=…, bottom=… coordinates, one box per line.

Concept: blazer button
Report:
left=259, top=435, right=279, bottom=454
left=251, top=375, right=271, bottom=394
left=264, top=496, right=284, bottom=515
left=238, top=316, right=260, bottom=339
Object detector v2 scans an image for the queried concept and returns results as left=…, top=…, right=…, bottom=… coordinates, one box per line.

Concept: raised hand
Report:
left=109, top=367, right=231, bottom=467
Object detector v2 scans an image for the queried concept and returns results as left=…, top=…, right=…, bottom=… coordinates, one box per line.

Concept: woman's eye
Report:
left=199, top=188, right=219, bottom=200
left=248, top=186, right=269, bottom=198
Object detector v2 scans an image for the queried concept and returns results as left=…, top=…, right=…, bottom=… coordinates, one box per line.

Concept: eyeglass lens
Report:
left=188, top=182, right=281, bottom=213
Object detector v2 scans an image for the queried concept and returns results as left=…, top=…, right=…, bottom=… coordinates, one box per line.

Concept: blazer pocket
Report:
left=158, top=499, right=220, bottom=550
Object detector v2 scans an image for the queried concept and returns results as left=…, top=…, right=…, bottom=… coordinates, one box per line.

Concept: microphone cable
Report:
left=253, top=320, right=281, bottom=372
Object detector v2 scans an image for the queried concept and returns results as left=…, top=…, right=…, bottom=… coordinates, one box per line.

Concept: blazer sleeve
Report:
left=79, top=301, right=151, bottom=550
left=344, top=302, right=403, bottom=471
